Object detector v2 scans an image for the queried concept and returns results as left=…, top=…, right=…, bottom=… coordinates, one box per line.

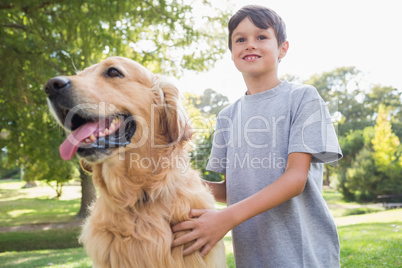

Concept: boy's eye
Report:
left=257, top=35, right=267, bottom=40
left=236, top=38, right=245, bottom=43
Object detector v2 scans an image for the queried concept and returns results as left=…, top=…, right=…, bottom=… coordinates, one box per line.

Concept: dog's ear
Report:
left=155, top=76, right=193, bottom=143
left=80, top=159, right=93, bottom=174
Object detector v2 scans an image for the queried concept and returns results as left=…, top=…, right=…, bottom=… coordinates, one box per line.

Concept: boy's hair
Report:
left=228, top=5, right=287, bottom=50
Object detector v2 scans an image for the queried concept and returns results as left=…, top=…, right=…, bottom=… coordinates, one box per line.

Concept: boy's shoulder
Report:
left=216, top=95, right=243, bottom=119
left=217, top=81, right=321, bottom=118
left=288, top=81, right=320, bottom=97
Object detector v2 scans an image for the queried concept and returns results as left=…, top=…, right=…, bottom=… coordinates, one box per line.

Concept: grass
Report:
left=339, top=222, right=401, bottom=267
left=0, top=180, right=81, bottom=227
left=0, top=180, right=401, bottom=267
left=0, top=248, right=91, bottom=268
left=322, top=189, right=386, bottom=217
left=335, top=208, right=402, bottom=227
left=0, top=228, right=82, bottom=253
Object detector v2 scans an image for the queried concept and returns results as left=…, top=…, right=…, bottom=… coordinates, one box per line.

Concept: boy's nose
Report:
left=246, top=41, right=256, bottom=50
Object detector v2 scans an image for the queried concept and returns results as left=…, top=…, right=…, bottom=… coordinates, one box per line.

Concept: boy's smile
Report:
left=243, top=54, right=261, bottom=62
left=231, top=17, right=288, bottom=83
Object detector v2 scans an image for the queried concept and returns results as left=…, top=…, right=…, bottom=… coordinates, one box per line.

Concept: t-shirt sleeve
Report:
left=206, top=115, right=229, bottom=174
left=288, top=87, right=343, bottom=164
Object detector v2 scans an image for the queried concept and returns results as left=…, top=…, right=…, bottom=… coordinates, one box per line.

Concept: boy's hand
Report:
left=171, top=209, right=230, bottom=257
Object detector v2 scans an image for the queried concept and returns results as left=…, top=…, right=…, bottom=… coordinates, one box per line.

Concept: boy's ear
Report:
left=80, top=159, right=93, bottom=174
left=279, top=41, right=289, bottom=60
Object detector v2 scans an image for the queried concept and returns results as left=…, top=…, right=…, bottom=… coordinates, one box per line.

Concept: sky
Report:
left=176, top=0, right=402, bottom=102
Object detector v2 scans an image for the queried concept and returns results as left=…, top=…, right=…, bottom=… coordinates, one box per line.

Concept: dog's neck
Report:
left=90, top=146, right=188, bottom=213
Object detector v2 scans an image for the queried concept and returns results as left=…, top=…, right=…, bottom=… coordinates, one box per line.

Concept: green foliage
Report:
left=184, top=90, right=228, bottom=182
left=365, top=85, right=402, bottom=120
left=345, top=147, right=381, bottom=201
left=306, top=67, right=371, bottom=136
left=0, top=150, right=19, bottom=179
left=372, top=105, right=401, bottom=173
left=190, top=132, right=224, bottom=182
left=305, top=67, right=402, bottom=202
left=186, top=88, right=230, bottom=115
left=0, top=1, right=229, bottom=190
left=335, top=129, right=366, bottom=201
left=342, top=207, right=383, bottom=216
left=339, top=106, right=402, bottom=202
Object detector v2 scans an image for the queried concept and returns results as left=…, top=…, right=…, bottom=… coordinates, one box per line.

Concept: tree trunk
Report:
left=323, top=165, right=330, bottom=187
left=76, top=168, right=96, bottom=219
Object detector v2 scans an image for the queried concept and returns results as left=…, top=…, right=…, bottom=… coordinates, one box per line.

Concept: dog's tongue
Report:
left=59, top=122, right=99, bottom=161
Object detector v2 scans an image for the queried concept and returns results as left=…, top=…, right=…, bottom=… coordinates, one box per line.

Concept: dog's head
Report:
left=45, top=57, right=192, bottom=163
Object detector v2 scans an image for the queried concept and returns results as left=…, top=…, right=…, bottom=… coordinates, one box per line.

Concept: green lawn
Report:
left=322, top=189, right=385, bottom=217
left=0, top=180, right=81, bottom=227
left=0, top=227, right=82, bottom=253
left=339, top=222, right=401, bottom=267
left=0, top=248, right=91, bottom=268
left=0, top=180, right=401, bottom=267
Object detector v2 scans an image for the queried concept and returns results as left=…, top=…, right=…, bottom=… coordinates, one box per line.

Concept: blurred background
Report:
left=1, top=0, right=401, bottom=267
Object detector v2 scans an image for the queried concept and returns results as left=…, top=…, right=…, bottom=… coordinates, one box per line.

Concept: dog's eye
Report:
left=105, top=67, right=124, bottom=78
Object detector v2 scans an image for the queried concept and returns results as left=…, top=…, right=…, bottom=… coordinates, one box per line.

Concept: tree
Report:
left=305, top=67, right=402, bottom=191
left=366, top=85, right=402, bottom=140
left=372, top=105, right=402, bottom=193
left=345, top=146, right=381, bottom=202
left=305, top=67, right=371, bottom=136
left=340, top=106, right=402, bottom=202
left=1, top=0, right=229, bottom=216
left=184, top=89, right=229, bottom=182
left=186, top=88, right=230, bottom=115
left=336, top=128, right=366, bottom=200
left=76, top=168, right=96, bottom=219
left=0, top=148, right=19, bottom=179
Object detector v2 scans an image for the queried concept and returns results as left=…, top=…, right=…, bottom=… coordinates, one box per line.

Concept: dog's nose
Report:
left=44, top=77, right=71, bottom=95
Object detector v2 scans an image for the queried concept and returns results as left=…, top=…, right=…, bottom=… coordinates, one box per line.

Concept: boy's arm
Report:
left=202, top=175, right=226, bottom=204
left=172, top=152, right=312, bottom=256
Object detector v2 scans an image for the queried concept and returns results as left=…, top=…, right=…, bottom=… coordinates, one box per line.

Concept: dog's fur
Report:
left=45, top=57, right=226, bottom=267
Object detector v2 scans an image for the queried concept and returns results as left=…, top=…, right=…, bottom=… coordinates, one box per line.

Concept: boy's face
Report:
left=230, top=17, right=288, bottom=79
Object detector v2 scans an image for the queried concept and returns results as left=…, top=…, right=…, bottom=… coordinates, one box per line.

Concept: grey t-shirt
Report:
left=206, top=80, right=342, bottom=268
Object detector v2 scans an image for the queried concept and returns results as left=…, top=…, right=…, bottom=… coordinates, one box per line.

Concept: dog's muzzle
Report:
left=45, top=77, right=136, bottom=161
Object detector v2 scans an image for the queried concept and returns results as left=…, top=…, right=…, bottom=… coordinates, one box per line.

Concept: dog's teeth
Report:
left=99, top=131, right=105, bottom=137
left=89, top=134, right=96, bottom=142
left=85, top=138, right=91, bottom=143
left=104, top=128, right=110, bottom=135
left=113, top=118, right=119, bottom=124
left=109, top=123, right=115, bottom=131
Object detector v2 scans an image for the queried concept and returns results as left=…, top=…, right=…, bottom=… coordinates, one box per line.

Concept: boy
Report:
left=172, top=5, right=342, bottom=267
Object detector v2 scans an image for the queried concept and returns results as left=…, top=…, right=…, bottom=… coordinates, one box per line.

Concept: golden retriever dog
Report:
left=44, top=56, right=226, bottom=268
